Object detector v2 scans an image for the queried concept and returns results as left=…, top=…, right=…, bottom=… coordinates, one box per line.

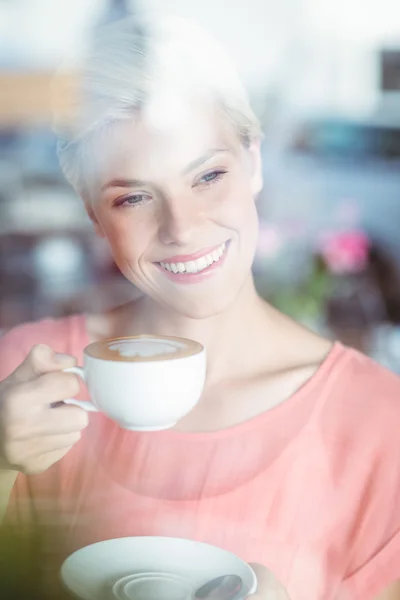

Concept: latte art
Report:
left=108, top=338, right=187, bottom=358
left=85, top=334, right=203, bottom=362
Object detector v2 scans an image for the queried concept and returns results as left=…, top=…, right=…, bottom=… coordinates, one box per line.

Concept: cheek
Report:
left=214, top=176, right=258, bottom=230
left=97, top=211, right=148, bottom=261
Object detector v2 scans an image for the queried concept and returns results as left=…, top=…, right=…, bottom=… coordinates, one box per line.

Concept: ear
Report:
left=247, top=138, right=263, bottom=197
left=84, top=199, right=106, bottom=238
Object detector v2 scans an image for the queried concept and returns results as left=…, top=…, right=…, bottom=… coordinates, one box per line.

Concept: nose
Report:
left=158, top=195, right=203, bottom=246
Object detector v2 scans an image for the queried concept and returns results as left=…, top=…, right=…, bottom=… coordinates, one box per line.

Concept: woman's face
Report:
left=89, top=100, right=262, bottom=318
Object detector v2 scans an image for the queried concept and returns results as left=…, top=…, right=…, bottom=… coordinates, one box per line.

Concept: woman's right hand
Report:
left=0, top=344, right=89, bottom=475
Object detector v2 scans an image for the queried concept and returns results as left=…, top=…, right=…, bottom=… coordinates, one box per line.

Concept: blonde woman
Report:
left=0, top=15, right=400, bottom=600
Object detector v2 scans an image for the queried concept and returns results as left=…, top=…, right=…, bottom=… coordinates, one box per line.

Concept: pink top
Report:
left=2, top=314, right=400, bottom=600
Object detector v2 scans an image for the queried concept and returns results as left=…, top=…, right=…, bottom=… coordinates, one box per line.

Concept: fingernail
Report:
left=54, top=353, right=76, bottom=364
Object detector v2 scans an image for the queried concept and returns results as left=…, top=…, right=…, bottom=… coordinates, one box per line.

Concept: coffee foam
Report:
left=108, top=338, right=186, bottom=358
left=85, top=334, right=203, bottom=362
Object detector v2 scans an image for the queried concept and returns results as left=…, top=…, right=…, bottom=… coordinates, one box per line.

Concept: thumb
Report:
left=248, top=563, right=290, bottom=600
left=8, top=344, right=77, bottom=384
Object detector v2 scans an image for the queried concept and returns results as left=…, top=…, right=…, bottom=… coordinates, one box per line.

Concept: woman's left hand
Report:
left=248, top=563, right=290, bottom=600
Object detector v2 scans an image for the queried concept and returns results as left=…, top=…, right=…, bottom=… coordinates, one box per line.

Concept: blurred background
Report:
left=1, top=0, right=400, bottom=371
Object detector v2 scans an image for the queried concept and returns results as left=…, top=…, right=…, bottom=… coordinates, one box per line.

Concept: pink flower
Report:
left=318, top=230, right=370, bottom=274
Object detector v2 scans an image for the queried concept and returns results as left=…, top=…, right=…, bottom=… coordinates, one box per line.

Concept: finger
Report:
left=7, top=344, right=77, bottom=385
left=38, top=404, right=89, bottom=436
left=13, top=403, right=89, bottom=439
left=248, top=563, right=289, bottom=600
left=23, top=445, right=76, bottom=475
left=6, top=431, right=82, bottom=467
left=16, top=371, right=82, bottom=411
left=28, top=431, right=83, bottom=456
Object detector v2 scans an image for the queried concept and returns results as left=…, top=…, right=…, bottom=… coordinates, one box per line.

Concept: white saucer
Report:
left=112, top=573, right=192, bottom=600
left=114, top=574, right=192, bottom=600
left=60, top=536, right=257, bottom=600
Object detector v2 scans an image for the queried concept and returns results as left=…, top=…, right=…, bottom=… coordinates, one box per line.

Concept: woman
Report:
left=1, top=14, right=400, bottom=600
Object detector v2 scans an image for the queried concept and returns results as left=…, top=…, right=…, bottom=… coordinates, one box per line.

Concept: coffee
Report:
left=63, top=333, right=206, bottom=430
left=85, top=334, right=203, bottom=362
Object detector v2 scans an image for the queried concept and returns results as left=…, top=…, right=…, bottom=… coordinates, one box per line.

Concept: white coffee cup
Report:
left=62, top=334, right=206, bottom=431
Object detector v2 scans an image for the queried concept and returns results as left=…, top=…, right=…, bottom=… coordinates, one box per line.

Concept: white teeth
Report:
left=196, top=256, right=208, bottom=271
left=185, top=261, right=196, bottom=273
left=160, top=242, right=227, bottom=275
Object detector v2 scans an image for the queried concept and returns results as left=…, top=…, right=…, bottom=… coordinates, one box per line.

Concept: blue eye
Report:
left=114, top=193, right=152, bottom=208
left=201, top=172, right=219, bottom=183
left=197, top=170, right=227, bottom=186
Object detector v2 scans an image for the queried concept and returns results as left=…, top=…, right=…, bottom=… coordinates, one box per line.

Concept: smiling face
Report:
left=87, top=99, right=262, bottom=319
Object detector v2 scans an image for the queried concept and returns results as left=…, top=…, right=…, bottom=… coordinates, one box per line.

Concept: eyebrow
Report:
left=182, top=148, right=229, bottom=175
left=101, top=148, right=229, bottom=191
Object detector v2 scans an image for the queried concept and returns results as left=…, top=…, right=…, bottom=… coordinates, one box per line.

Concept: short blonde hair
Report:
left=54, top=14, right=262, bottom=197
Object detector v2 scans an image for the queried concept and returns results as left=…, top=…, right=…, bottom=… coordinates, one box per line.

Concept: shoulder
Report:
left=339, top=343, right=400, bottom=394
left=318, top=343, right=400, bottom=441
left=0, top=314, right=87, bottom=380
left=314, top=343, right=400, bottom=477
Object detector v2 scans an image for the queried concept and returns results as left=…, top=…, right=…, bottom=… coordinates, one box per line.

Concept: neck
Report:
left=113, top=275, right=272, bottom=384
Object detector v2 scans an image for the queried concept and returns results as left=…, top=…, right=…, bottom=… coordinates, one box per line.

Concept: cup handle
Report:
left=62, top=366, right=99, bottom=412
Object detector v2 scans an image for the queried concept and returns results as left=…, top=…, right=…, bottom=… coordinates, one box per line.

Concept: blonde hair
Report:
left=54, top=14, right=262, bottom=197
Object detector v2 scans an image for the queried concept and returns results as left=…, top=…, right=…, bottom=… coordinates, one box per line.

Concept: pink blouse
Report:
left=2, top=315, right=400, bottom=599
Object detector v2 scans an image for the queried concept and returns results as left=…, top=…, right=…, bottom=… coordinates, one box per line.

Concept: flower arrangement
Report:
left=318, top=230, right=370, bottom=275
left=255, top=215, right=371, bottom=327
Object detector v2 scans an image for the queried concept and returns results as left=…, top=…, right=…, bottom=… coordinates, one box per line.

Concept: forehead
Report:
left=97, top=98, right=240, bottom=185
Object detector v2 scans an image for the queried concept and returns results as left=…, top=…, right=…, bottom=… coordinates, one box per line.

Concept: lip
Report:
left=156, top=241, right=228, bottom=265
left=155, top=240, right=230, bottom=284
